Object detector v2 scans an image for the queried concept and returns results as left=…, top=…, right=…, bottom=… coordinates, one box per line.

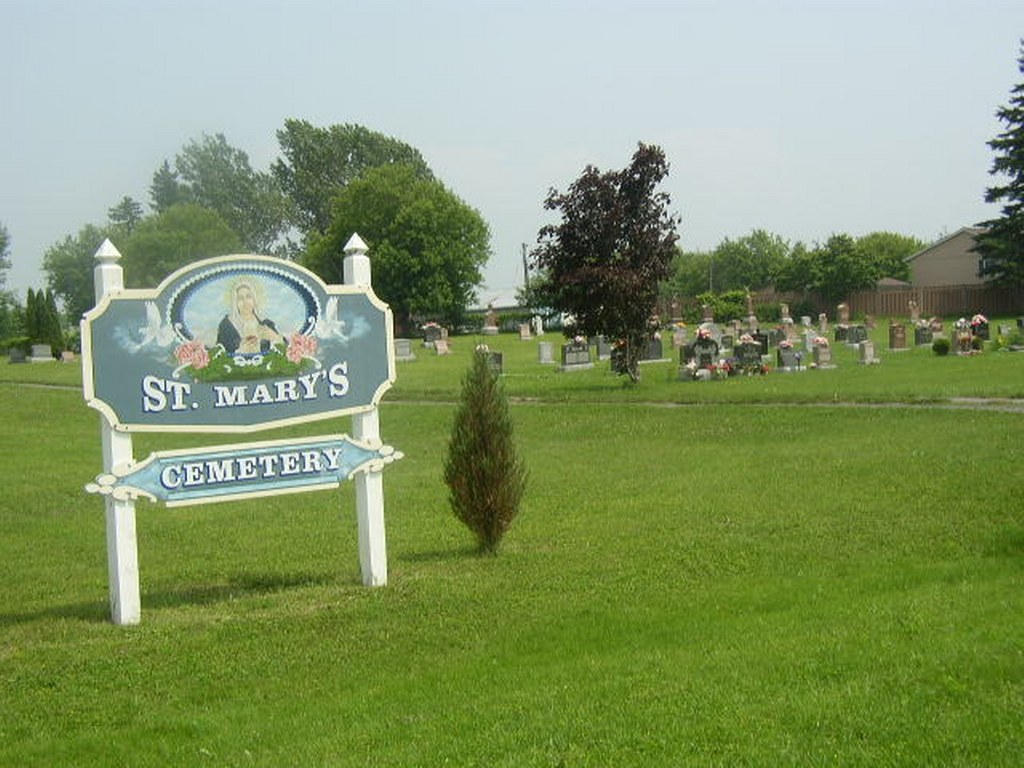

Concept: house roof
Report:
left=905, top=226, right=987, bottom=262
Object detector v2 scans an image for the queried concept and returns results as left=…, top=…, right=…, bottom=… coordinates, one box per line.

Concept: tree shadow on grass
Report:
left=0, top=571, right=342, bottom=627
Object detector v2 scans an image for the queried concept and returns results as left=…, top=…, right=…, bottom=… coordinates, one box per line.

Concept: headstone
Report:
left=777, top=345, right=801, bottom=370
left=595, top=336, right=612, bottom=361
left=423, top=324, right=442, bottom=347
left=672, top=328, right=688, bottom=349
left=538, top=341, right=555, bottom=365
left=818, top=313, right=828, bottom=335
left=394, top=338, right=416, bottom=361
left=719, top=334, right=734, bottom=355
left=532, top=315, right=544, bottom=336
left=813, top=342, right=833, bottom=368
left=801, top=316, right=812, bottom=328
left=834, top=325, right=848, bottom=343
left=482, top=305, right=499, bottom=335
left=767, top=327, right=785, bottom=348
left=888, top=323, right=907, bottom=351
left=560, top=340, right=593, bottom=370
left=681, top=343, right=695, bottom=364
left=909, top=300, right=920, bottom=324
left=60, top=350, right=75, bottom=362
left=846, top=325, right=868, bottom=346
left=486, top=351, right=503, bottom=375
left=751, top=331, right=769, bottom=356
left=998, top=323, right=1012, bottom=338
left=837, top=303, right=850, bottom=325
left=736, top=341, right=763, bottom=373
left=519, top=323, right=532, bottom=341
left=745, top=291, right=757, bottom=328
left=914, top=326, right=933, bottom=346
left=701, top=303, right=714, bottom=323
left=858, top=340, right=879, bottom=365
left=692, top=338, right=719, bottom=368
left=803, top=329, right=816, bottom=352
left=8, top=347, right=26, bottom=363
left=646, top=336, right=664, bottom=361
left=30, top=344, right=54, bottom=362
left=434, top=338, right=451, bottom=355
left=864, top=315, right=876, bottom=331
left=929, top=317, right=944, bottom=334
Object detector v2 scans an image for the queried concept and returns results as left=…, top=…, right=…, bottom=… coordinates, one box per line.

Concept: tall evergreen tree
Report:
left=975, top=41, right=1024, bottom=286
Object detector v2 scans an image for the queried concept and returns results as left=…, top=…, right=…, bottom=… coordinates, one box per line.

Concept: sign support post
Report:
left=93, top=240, right=141, bottom=624
left=343, top=234, right=388, bottom=586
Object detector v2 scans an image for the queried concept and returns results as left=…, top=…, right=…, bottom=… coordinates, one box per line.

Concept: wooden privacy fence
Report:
left=662, top=284, right=1024, bottom=323
left=843, top=284, right=1024, bottom=319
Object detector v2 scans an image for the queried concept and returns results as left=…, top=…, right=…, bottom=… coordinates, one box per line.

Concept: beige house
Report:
left=906, top=226, right=987, bottom=287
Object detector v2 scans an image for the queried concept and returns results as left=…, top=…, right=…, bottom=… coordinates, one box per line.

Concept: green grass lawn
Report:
left=1, top=328, right=1022, bottom=766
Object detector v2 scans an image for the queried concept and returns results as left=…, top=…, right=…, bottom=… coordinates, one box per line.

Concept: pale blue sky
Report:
left=2, top=0, right=1022, bottom=299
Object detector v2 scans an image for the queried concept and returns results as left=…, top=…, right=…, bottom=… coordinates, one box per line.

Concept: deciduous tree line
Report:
left=31, top=121, right=491, bottom=335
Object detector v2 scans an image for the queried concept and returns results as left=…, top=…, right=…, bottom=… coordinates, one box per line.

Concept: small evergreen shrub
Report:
left=443, top=349, right=527, bottom=554
left=932, top=338, right=951, bottom=356
left=971, top=335, right=986, bottom=351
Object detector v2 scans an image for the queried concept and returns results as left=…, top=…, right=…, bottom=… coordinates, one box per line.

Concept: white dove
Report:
left=314, top=296, right=347, bottom=341
left=136, top=301, right=177, bottom=348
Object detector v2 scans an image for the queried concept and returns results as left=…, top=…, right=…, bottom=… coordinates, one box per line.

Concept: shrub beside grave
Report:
left=932, top=338, right=951, bottom=356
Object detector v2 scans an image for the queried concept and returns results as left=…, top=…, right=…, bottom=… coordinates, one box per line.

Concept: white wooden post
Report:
left=93, top=239, right=141, bottom=624
left=343, top=233, right=388, bottom=586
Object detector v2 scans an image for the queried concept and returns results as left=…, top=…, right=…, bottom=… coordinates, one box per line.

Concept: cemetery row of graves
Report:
left=402, top=301, right=1024, bottom=380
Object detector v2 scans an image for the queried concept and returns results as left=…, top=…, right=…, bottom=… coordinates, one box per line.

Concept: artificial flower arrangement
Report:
left=739, top=333, right=756, bottom=344
left=778, top=339, right=794, bottom=349
left=812, top=336, right=829, bottom=348
left=971, top=314, right=988, bottom=327
left=696, top=327, right=713, bottom=340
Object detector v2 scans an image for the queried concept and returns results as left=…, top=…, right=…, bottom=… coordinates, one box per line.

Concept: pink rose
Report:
left=175, top=340, right=209, bottom=370
left=287, top=333, right=318, bottom=363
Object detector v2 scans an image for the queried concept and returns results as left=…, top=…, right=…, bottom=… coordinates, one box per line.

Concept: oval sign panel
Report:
left=82, top=255, right=395, bottom=433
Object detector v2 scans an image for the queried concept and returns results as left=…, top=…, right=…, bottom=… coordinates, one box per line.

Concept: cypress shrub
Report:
left=443, top=348, right=527, bottom=554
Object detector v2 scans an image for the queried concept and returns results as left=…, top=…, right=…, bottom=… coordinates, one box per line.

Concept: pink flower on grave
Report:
left=286, top=332, right=318, bottom=363
left=174, top=339, right=209, bottom=370
left=971, top=314, right=988, bottom=327
left=778, top=339, right=794, bottom=349
left=813, top=336, right=829, bottom=347
left=697, top=327, right=712, bottom=340
left=739, top=333, right=755, bottom=344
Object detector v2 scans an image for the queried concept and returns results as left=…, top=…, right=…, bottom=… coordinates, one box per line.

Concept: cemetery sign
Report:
left=82, top=255, right=395, bottom=432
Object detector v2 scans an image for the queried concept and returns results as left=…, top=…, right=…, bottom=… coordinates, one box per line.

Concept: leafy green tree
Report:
left=274, top=120, right=434, bottom=240
left=708, top=229, right=790, bottom=292
left=304, top=164, right=489, bottom=333
left=661, top=247, right=713, bottom=299
left=0, top=222, right=11, bottom=288
left=975, top=41, right=1024, bottom=285
left=150, top=160, right=189, bottom=213
left=107, top=196, right=145, bottom=234
left=784, top=234, right=880, bottom=305
left=169, top=133, right=287, bottom=253
left=532, top=143, right=680, bottom=382
left=444, top=348, right=527, bottom=555
left=855, top=231, right=921, bottom=281
left=42, top=223, right=113, bottom=323
left=119, top=203, right=242, bottom=288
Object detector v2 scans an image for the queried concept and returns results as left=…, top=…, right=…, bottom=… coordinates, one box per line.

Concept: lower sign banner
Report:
left=85, top=434, right=402, bottom=507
